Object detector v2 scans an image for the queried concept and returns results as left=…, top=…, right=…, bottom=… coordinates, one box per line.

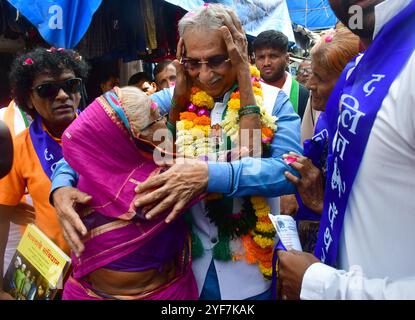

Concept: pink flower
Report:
left=187, top=104, right=197, bottom=112
left=283, top=156, right=297, bottom=165
left=325, top=35, right=333, bottom=43
left=197, top=108, right=209, bottom=117
left=203, top=3, right=209, bottom=7
left=47, top=47, right=65, bottom=53
left=23, top=58, right=34, bottom=66
left=150, top=101, right=158, bottom=110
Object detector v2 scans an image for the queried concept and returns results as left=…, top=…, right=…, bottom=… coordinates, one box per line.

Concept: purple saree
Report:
left=61, top=91, right=198, bottom=299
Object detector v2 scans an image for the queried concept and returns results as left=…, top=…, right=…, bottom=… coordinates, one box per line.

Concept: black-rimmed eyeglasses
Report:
left=180, top=55, right=231, bottom=71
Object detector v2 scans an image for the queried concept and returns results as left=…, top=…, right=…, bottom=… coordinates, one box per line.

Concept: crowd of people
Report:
left=0, top=0, right=414, bottom=300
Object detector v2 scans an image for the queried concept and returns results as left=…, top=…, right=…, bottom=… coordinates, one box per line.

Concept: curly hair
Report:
left=9, top=47, right=90, bottom=114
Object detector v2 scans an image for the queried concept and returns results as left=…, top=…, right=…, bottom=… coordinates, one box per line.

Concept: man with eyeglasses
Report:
left=277, top=0, right=415, bottom=300
left=0, top=47, right=89, bottom=300
left=50, top=4, right=302, bottom=300
left=296, top=60, right=312, bottom=87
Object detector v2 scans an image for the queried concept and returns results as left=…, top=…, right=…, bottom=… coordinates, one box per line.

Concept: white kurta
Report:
left=301, top=0, right=415, bottom=299
left=281, top=71, right=293, bottom=98
left=191, top=82, right=281, bottom=300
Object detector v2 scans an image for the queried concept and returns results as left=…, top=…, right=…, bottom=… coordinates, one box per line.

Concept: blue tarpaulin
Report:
left=7, top=0, right=103, bottom=48
left=164, top=0, right=295, bottom=42
left=286, top=0, right=337, bottom=30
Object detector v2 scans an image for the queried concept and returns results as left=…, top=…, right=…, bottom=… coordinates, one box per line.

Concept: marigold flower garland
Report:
left=220, top=66, right=276, bottom=146
left=176, top=66, right=278, bottom=278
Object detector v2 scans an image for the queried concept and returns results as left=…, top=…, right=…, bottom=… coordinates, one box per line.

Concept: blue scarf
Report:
left=29, top=114, right=63, bottom=180
left=295, top=112, right=329, bottom=221
left=314, top=0, right=415, bottom=267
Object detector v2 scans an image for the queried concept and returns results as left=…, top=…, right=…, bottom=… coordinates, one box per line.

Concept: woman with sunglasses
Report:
left=59, top=86, right=199, bottom=300
left=0, top=47, right=88, bottom=299
left=51, top=4, right=302, bottom=300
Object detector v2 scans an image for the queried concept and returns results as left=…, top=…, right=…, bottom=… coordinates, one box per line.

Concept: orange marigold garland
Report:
left=176, top=66, right=278, bottom=278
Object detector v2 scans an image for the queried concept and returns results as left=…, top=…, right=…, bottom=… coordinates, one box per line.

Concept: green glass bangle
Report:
left=171, top=99, right=178, bottom=109
left=239, top=107, right=260, bottom=116
left=166, top=119, right=176, bottom=132
left=239, top=105, right=259, bottom=113
left=239, top=109, right=261, bottom=117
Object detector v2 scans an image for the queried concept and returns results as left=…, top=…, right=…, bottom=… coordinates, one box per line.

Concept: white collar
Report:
left=281, top=71, right=292, bottom=97
left=373, top=0, right=412, bottom=39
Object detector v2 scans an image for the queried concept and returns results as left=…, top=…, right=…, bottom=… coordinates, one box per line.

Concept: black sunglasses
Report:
left=180, top=55, right=231, bottom=71
left=32, top=78, right=82, bottom=99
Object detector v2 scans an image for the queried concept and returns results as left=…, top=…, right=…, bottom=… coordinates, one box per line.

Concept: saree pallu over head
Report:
left=61, top=92, right=196, bottom=280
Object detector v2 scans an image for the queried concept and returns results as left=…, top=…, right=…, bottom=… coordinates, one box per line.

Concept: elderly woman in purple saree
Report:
left=60, top=87, right=199, bottom=300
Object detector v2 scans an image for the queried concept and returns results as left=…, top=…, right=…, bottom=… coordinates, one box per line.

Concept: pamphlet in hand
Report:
left=2, top=224, right=71, bottom=300
left=268, top=214, right=302, bottom=251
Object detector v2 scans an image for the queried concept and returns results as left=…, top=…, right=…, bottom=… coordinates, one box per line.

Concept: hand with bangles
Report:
left=49, top=3, right=302, bottom=301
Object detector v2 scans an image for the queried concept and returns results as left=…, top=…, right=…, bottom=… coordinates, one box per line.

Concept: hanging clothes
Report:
left=141, top=0, right=157, bottom=51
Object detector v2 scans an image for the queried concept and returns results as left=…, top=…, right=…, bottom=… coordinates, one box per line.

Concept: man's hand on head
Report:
left=219, top=10, right=249, bottom=69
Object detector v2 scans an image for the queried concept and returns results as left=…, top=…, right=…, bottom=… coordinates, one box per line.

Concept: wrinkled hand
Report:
left=277, top=250, right=319, bottom=300
left=0, top=290, right=14, bottom=300
left=172, top=37, right=193, bottom=111
left=52, top=186, right=91, bottom=257
left=7, top=202, right=35, bottom=225
left=134, top=158, right=208, bottom=223
left=280, top=194, right=299, bottom=216
left=220, top=10, right=260, bottom=157
left=283, top=152, right=324, bottom=214
left=219, top=10, right=249, bottom=70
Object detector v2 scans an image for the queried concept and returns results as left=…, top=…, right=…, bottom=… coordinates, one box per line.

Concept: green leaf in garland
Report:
left=205, top=196, right=257, bottom=239
left=212, top=231, right=231, bottom=261
left=184, top=210, right=204, bottom=258
left=191, top=229, right=205, bottom=258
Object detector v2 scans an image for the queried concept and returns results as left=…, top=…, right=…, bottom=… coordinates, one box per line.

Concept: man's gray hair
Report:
left=178, top=3, right=239, bottom=37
